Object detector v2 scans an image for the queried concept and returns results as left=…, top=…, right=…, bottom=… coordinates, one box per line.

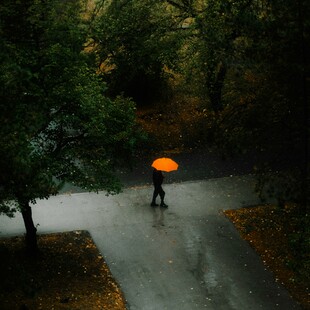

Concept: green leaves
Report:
left=92, top=0, right=178, bottom=105
left=0, top=0, right=141, bottom=216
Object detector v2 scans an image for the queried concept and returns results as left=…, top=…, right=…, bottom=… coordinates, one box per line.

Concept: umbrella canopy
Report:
left=151, top=157, right=178, bottom=172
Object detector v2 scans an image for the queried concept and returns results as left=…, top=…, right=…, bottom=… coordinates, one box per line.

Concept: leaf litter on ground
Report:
left=224, top=204, right=309, bottom=309
left=0, top=230, right=126, bottom=310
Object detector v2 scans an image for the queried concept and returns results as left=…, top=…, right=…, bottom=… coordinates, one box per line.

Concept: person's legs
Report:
left=159, top=187, right=168, bottom=208
left=151, top=185, right=168, bottom=207
left=151, top=186, right=159, bottom=206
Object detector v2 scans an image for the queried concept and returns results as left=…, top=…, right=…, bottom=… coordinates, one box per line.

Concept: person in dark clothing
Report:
left=151, top=168, right=168, bottom=208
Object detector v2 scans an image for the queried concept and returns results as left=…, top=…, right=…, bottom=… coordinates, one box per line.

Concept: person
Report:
left=151, top=168, right=168, bottom=208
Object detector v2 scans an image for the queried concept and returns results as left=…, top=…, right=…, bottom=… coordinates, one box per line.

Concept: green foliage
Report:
left=1, top=0, right=307, bottom=239
left=286, top=208, right=310, bottom=281
left=155, top=0, right=309, bottom=211
left=92, top=0, right=180, bottom=105
left=208, top=0, right=310, bottom=208
left=0, top=0, right=141, bottom=216
left=165, top=0, right=261, bottom=111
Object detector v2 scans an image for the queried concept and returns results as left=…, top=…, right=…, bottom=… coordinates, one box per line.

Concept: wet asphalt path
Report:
left=117, top=147, right=258, bottom=188
left=60, top=147, right=257, bottom=193
left=0, top=148, right=302, bottom=310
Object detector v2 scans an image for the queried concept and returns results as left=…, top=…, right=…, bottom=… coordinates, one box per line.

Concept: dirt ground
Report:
left=136, top=96, right=209, bottom=153
left=0, top=231, right=126, bottom=310
left=225, top=204, right=309, bottom=310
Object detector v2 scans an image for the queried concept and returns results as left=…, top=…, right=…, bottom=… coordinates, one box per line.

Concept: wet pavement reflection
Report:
left=0, top=176, right=302, bottom=309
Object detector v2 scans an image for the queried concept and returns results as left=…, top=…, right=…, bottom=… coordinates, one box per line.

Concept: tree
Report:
left=91, top=0, right=181, bottom=105
left=164, top=0, right=259, bottom=112
left=0, top=0, right=140, bottom=253
left=163, top=0, right=309, bottom=210
left=212, top=0, right=309, bottom=207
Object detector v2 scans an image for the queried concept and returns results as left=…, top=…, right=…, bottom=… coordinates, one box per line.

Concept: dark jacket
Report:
left=153, top=169, right=163, bottom=186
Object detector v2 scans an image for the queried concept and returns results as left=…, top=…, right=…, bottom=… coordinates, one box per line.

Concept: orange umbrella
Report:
left=151, top=157, right=178, bottom=172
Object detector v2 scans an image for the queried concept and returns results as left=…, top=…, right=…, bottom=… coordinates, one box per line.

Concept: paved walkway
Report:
left=0, top=175, right=301, bottom=309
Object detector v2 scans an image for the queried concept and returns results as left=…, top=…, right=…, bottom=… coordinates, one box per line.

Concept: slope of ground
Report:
left=136, top=96, right=209, bottom=154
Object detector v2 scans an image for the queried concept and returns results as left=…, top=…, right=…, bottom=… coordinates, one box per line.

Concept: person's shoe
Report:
left=160, top=202, right=168, bottom=208
left=150, top=202, right=159, bottom=207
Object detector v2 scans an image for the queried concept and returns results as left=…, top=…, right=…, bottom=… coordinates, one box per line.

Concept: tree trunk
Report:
left=207, top=62, right=227, bottom=112
left=21, top=201, right=38, bottom=254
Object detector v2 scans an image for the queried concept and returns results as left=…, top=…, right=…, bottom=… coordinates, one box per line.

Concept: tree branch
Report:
left=52, top=132, right=86, bottom=157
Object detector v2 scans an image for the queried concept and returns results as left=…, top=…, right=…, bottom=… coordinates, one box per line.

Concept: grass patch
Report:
left=0, top=230, right=126, bottom=310
left=224, top=204, right=309, bottom=309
